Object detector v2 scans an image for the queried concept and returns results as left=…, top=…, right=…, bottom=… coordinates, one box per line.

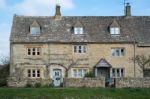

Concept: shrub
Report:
left=49, top=83, right=53, bottom=87
left=34, top=83, right=42, bottom=88
left=42, top=83, right=54, bottom=88
left=26, top=83, right=32, bottom=88
left=0, top=78, right=7, bottom=87
left=84, top=71, right=95, bottom=78
left=0, top=65, right=9, bottom=87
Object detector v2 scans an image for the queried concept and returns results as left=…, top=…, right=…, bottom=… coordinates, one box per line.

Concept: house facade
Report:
left=9, top=3, right=150, bottom=87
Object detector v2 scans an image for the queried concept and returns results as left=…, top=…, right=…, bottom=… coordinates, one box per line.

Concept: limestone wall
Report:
left=115, top=77, right=150, bottom=88
left=64, top=78, right=105, bottom=88
left=7, top=77, right=52, bottom=87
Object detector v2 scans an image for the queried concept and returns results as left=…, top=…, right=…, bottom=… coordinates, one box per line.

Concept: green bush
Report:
left=42, top=83, right=53, bottom=88
left=34, top=83, right=42, bottom=88
left=0, top=78, right=7, bottom=87
left=84, top=71, right=95, bottom=78
left=0, top=65, right=9, bottom=87
left=49, top=83, right=54, bottom=87
left=26, top=83, right=33, bottom=88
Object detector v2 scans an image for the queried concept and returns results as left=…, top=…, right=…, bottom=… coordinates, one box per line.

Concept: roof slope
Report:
left=10, top=15, right=150, bottom=44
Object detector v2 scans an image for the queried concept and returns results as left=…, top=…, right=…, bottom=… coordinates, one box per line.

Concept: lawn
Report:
left=0, top=88, right=149, bottom=99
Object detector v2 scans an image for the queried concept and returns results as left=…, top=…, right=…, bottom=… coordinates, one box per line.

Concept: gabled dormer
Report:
left=110, top=20, right=120, bottom=35
left=30, top=20, right=41, bottom=35
left=74, top=21, right=84, bottom=35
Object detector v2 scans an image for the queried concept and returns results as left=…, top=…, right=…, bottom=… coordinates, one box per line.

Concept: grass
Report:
left=0, top=88, right=149, bottom=99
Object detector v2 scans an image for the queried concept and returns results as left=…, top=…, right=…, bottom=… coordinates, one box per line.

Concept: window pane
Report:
left=121, top=69, right=124, bottom=77
left=74, top=27, right=83, bottom=34
left=31, top=27, right=40, bottom=35
left=37, top=48, right=40, bottom=55
left=73, top=69, right=77, bottom=77
left=28, top=69, right=31, bottom=77
left=83, top=69, right=87, bottom=77
left=32, top=70, right=36, bottom=77
left=111, top=49, right=115, bottom=56
left=32, top=48, right=35, bottom=51
left=32, top=48, right=36, bottom=55
left=112, top=69, right=115, bottom=77
left=78, top=49, right=82, bottom=53
left=117, top=69, right=120, bottom=77
left=28, top=48, right=31, bottom=55
left=111, top=48, right=124, bottom=57
left=116, top=49, right=120, bottom=56
left=115, top=28, right=120, bottom=34
left=78, top=69, right=82, bottom=77
left=110, top=28, right=115, bottom=34
left=121, top=49, right=124, bottom=56
left=37, top=70, right=40, bottom=77
left=74, top=45, right=86, bottom=53
left=110, top=28, right=120, bottom=35
left=32, top=52, right=35, bottom=55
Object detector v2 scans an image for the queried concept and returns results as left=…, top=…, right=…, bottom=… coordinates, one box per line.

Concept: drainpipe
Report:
left=133, top=39, right=136, bottom=77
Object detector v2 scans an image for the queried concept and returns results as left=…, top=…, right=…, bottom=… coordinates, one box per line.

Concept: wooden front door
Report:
left=97, top=68, right=110, bottom=79
left=52, top=69, right=62, bottom=87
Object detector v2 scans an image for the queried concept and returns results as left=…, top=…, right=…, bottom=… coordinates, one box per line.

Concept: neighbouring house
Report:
left=8, top=3, right=150, bottom=87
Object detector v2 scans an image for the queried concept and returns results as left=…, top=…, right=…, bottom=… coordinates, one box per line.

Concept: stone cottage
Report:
left=9, top=3, right=150, bottom=87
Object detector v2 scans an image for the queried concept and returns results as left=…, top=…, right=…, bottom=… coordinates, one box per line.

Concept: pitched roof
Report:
left=95, top=58, right=112, bottom=68
left=110, top=20, right=120, bottom=27
left=10, top=15, right=150, bottom=44
left=30, top=20, right=40, bottom=27
left=74, top=21, right=83, bottom=27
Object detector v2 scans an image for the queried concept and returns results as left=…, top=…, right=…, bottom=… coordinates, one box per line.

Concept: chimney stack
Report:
left=54, top=0, right=61, bottom=20
left=125, top=3, right=131, bottom=17
left=55, top=5, right=61, bottom=16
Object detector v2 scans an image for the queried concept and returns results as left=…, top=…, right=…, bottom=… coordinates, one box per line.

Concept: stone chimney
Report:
left=125, top=3, right=131, bottom=17
left=54, top=4, right=61, bottom=19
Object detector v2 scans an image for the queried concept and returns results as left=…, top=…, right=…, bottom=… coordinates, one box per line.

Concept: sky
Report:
left=0, top=0, right=150, bottom=57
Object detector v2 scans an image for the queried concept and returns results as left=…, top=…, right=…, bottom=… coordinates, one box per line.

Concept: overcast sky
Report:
left=0, top=0, right=150, bottom=56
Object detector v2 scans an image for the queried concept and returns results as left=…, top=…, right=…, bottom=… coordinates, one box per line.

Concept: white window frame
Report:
left=110, top=27, right=120, bottom=35
left=27, top=69, right=41, bottom=78
left=74, top=27, right=83, bottom=34
left=27, top=47, right=41, bottom=56
left=72, top=68, right=88, bottom=78
left=111, top=68, right=125, bottom=78
left=74, top=45, right=87, bottom=53
left=111, top=48, right=125, bottom=57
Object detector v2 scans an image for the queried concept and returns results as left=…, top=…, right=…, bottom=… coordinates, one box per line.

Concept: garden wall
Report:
left=115, top=77, right=150, bottom=88
left=64, top=78, right=105, bottom=88
left=7, top=77, right=52, bottom=87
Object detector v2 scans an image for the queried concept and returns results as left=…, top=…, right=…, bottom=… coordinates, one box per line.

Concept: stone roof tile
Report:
left=10, top=15, right=150, bottom=44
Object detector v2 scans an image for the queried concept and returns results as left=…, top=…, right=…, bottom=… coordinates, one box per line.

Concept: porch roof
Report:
left=95, top=58, right=112, bottom=68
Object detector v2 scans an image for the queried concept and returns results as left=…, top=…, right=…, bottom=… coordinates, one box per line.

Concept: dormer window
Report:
left=30, top=20, right=41, bottom=35
left=110, top=27, right=120, bottom=35
left=74, top=27, right=83, bottom=34
left=110, top=20, right=120, bottom=36
left=30, top=27, right=41, bottom=35
left=74, top=21, right=84, bottom=35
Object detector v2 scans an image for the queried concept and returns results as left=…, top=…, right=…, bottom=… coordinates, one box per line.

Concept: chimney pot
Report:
left=125, top=3, right=131, bottom=17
